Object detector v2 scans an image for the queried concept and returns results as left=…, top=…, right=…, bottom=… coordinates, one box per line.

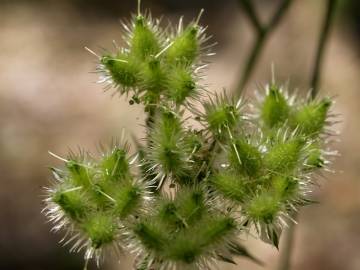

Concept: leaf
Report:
left=228, top=241, right=264, bottom=266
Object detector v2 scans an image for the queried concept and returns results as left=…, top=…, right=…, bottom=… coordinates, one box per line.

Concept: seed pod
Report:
left=271, top=176, right=299, bottom=202
left=210, top=171, right=248, bottom=203
left=131, top=15, right=161, bottom=60
left=264, top=137, right=306, bottom=174
left=202, top=92, right=243, bottom=139
left=100, top=146, right=131, bottom=182
left=147, top=109, right=193, bottom=184
left=133, top=221, right=168, bottom=253
left=228, top=138, right=262, bottom=177
left=100, top=54, right=140, bottom=91
left=66, top=159, right=93, bottom=188
left=175, top=187, right=205, bottom=226
left=166, top=65, right=197, bottom=105
left=291, top=97, right=332, bottom=137
left=260, top=84, right=290, bottom=129
left=140, top=58, right=167, bottom=103
left=305, top=143, right=325, bottom=170
left=246, top=191, right=281, bottom=225
left=167, top=24, right=199, bottom=66
left=260, top=84, right=290, bottom=128
left=52, top=188, right=89, bottom=222
left=82, top=213, right=118, bottom=249
left=112, top=183, right=142, bottom=218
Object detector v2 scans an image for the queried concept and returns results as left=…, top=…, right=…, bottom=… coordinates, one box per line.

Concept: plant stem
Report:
left=310, top=0, right=338, bottom=99
left=277, top=211, right=298, bottom=270
left=277, top=2, right=337, bottom=270
left=235, top=0, right=293, bottom=96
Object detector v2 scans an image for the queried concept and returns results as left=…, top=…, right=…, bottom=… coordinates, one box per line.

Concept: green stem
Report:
left=310, top=0, right=338, bottom=99
left=236, top=0, right=293, bottom=96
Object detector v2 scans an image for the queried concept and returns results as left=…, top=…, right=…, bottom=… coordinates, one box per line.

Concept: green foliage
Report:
left=43, top=4, right=337, bottom=270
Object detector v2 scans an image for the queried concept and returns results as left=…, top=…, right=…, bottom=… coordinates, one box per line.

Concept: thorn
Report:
left=138, top=0, right=142, bottom=16
left=48, top=151, right=68, bottom=162
left=155, top=41, right=173, bottom=58
left=84, top=47, right=101, bottom=59
left=195, top=9, right=205, bottom=26
left=271, top=62, right=275, bottom=85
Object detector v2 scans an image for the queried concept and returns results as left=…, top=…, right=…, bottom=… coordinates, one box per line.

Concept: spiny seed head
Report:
left=166, top=65, right=197, bottom=105
left=112, top=183, right=142, bottom=218
left=131, top=15, right=161, bottom=60
left=52, top=188, right=89, bottom=222
left=271, top=176, right=299, bottom=202
left=147, top=109, right=194, bottom=185
left=305, top=143, right=325, bottom=169
left=246, top=191, right=281, bottom=225
left=66, top=158, right=93, bottom=188
left=228, top=138, right=263, bottom=177
left=264, top=136, right=307, bottom=175
left=100, top=54, right=140, bottom=92
left=140, top=58, right=167, bottom=99
left=100, top=146, right=131, bottom=182
left=129, top=187, right=238, bottom=268
left=202, top=92, right=243, bottom=139
left=260, top=84, right=290, bottom=129
left=210, top=171, right=248, bottom=203
left=290, top=97, right=332, bottom=137
left=44, top=141, right=152, bottom=265
left=167, top=24, right=200, bottom=66
left=82, top=213, right=118, bottom=249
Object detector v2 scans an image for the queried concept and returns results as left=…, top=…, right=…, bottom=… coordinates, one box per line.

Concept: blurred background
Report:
left=0, top=0, right=359, bottom=269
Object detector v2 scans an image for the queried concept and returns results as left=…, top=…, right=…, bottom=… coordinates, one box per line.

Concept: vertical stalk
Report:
left=310, top=0, right=338, bottom=99
left=236, top=0, right=293, bottom=96
left=276, top=211, right=298, bottom=270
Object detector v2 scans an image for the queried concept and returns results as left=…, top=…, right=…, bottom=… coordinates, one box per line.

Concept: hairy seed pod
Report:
left=100, top=146, right=131, bottom=182
left=140, top=58, right=168, bottom=105
left=131, top=15, right=161, bottom=60
left=112, top=183, right=142, bottom=218
left=305, top=144, right=325, bottom=169
left=147, top=109, right=193, bottom=184
left=271, top=176, right=299, bottom=202
left=246, top=191, right=281, bottom=225
left=82, top=213, right=118, bottom=249
left=100, top=54, right=140, bottom=91
left=291, top=97, right=332, bottom=137
left=202, top=92, right=243, bottom=139
left=210, top=171, right=248, bottom=203
left=167, top=25, right=199, bottom=66
left=166, top=65, right=197, bottom=105
left=66, top=159, right=93, bottom=188
left=52, top=188, right=90, bottom=222
left=228, top=138, right=263, bottom=177
left=264, top=137, right=306, bottom=174
left=133, top=221, right=168, bottom=253
left=260, top=84, right=290, bottom=129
